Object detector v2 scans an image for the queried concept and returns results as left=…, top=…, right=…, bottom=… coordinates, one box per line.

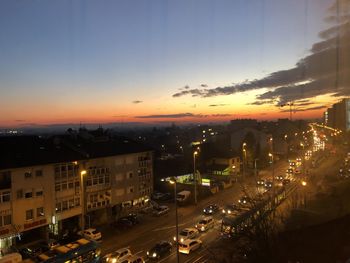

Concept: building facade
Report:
left=0, top=132, right=153, bottom=252
left=325, top=98, right=350, bottom=132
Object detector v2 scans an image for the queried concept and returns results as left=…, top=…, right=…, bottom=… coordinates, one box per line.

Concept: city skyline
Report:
left=1, top=0, right=348, bottom=128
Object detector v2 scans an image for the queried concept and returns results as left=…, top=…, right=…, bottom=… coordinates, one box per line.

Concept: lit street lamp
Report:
left=169, top=178, right=180, bottom=263
left=242, top=143, right=247, bottom=178
left=80, top=170, right=87, bottom=230
left=193, top=151, right=198, bottom=205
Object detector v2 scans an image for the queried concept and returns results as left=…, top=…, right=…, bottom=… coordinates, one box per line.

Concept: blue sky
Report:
left=0, top=0, right=334, bottom=126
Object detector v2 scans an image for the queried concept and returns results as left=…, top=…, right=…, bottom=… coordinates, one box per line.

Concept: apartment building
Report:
left=325, top=98, right=350, bottom=131
left=0, top=130, right=153, bottom=252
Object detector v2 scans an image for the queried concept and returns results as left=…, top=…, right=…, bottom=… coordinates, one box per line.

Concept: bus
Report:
left=36, top=238, right=101, bottom=263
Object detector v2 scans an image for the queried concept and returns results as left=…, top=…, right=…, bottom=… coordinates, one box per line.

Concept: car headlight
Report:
left=201, top=226, right=205, bottom=231
left=228, top=210, right=231, bottom=214
left=180, top=238, right=184, bottom=242
left=152, top=253, right=157, bottom=258
left=173, top=236, right=176, bottom=241
left=209, top=210, right=212, bottom=213
left=111, top=259, right=117, bottom=263
left=203, top=209, right=206, bottom=212
left=147, top=251, right=149, bottom=255
left=222, top=209, right=225, bottom=213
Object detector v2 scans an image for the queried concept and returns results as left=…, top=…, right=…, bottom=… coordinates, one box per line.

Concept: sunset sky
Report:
left=1, top=0, right=348, bottom=128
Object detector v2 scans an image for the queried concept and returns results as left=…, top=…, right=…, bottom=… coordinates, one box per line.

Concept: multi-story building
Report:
left=0, top=130, right=153, bottom=252
left=324, top=98, right=350, bottom=131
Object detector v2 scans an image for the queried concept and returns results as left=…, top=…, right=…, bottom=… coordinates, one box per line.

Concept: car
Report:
left=294, top=169, right=301, bottom=175
left=173, top=228, right=199, bottom=243
left=37, top=239, right=59, bottom=252
left=178, top=239, right=202, bottom=254
left=264, top=181, right=273, bottom=189
left=256, top=179, right=265, bottom=186
left=282, top=178, right=291, bottom=186
left=151, top=192, right=165, bottom=200
left=222, top=204, right=240, bottom=215
left=120, top=255, right=145, bottom=263
left=153, top=205, right=170, bottom=216
left=146, top=241, right=172, bottom=260
left=78, top=228, right=102, bottom=242
left=195, top=217, right=214, bottom=232
left=19, top=246, right=42, bottom=259
left=203, top=204, right=219, bottom=215
left=124, top=214, right=140, bottom=225
left=103, top=247, right=132, bottom=263
left=275, top=175, right=284, bottom=181
left=286, top=168, right=294, bottom=175
left=238, top=196, right=251, bottom=205
left=114, top=218, right=134, bottom=229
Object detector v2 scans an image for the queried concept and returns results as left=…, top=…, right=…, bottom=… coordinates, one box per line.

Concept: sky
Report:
left=0, top=0, right=347, bottom=128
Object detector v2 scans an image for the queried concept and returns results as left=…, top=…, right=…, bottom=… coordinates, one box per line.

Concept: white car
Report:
left=153, top=205, right=169, bottom=216
left=195, top=217, right=214, bottom=232
left=120, top=255, right=145, bottom=263
left=78, top=228, right=102, bottom=242
left=103, top=247, right=131, bottom=263
left=178, top=239, right=202, bottom=254
left=173, top=228, right=199, bottom=243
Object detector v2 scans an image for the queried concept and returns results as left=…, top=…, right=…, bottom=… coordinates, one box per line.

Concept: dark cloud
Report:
left=280, top=105, right=327, bottom=113
left=135, top=113, right=232, bottom=119
left=132, top=100, right=143, bottom=104
left=209, top=104, right=228, bottom=107
left=172, top=1, right=350, bottom=108
left=201, top=84, right=208, bottom=87
left=135, top=113, right=198, bottom=119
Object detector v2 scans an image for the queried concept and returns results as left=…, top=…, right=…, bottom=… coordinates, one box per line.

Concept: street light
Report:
left=268, top=153, right=275, bottom=197
left=242, top=143, right=247, bottom=179
left=169, top=178, right=180, bottom=263
left=80, top=170, right=87, bottom=230
left=193, top=151, right=198, bottom=205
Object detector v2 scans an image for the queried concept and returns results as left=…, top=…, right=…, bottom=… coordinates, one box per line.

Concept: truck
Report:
left=176, top=190, right=191, bottom=204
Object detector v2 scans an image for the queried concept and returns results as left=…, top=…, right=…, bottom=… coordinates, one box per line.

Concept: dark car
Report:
left=264, top=181, right=273, bottom=189
left=114, top=217, right=133, bottom=229
left=238, top=196, right=251, bottom=206
left=222, top=204, right=240, bottom=215
left=203, top=204, right=219, bottom=215
left=19, top=245, right=42, bottom=259
left=37, top=239, right=59, bottom=252
left=124, top=213, right=140, bottom=225
left=146, top=241, right=172, bottom=260
left=282, top=178, right=291, bottom=185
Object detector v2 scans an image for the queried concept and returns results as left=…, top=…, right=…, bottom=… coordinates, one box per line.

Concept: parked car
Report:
left=19, top=246, right=42, bottom=259
left=203, top=204, right=219, bottom=215
left=151, top=192, right=165, bottom=200
left=222, top=204, right=239, bottom=215
left=78, top=228, right=102, bottom=242
left=120, top=255, right=145, bottom=263
left=123, top=214, right=140, bottom=225
left=153, top=205, right=169, bottom=216
left=195, top=217, right=214, bottom=232
left=173, top=228, right=199, bottom=243
left=37, top=239, right=59, bottom=252
left=178, top=239, right=202, bottom=254
left=103, top=247, right=132, bottom=263
left=146, top=241, right=172, bottom=260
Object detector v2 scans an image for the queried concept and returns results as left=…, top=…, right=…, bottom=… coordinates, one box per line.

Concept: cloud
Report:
left=172, top=1, right=350, bottom=107
left=15, top=119, right=26, bottom=122
left=200, top=84, right=208, bottom=87
left=132, top=100, right=143, bottom=104
left=209, top=104, right=228, bottom=107
left=279, top=105, right=327, bottom=113
left=135, top=113, right=233, bottom=119
left=135, top=113, right=197, bottom=119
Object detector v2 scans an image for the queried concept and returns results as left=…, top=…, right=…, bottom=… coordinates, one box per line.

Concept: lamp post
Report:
left=169, top=178, right=180, bottom=263
left=193, top=151, right=198, bottom=205
left=242, top=143, right=247, bottom=179
left=80, top=170, right=87, bottom=230
left=269, top=153, right=275, bottom=198
left=300, top=142, right=305, bottom=175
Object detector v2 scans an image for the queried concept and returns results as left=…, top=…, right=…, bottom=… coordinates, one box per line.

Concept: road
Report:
left=99, top=159, right=295, bottom=263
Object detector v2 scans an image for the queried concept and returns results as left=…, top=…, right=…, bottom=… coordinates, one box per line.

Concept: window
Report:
left=1, top=191, right=10, bottom=202
left=36, top=190, right=43, bottom=197
left=61, top=181, right=67, bottom=190
left=55, top=183, right=61, bottom=192
left=69, top=199, right=74, bottom=208
left=37, top=207, right=44, bottom=217
left=26, top=209, right=33, bottom=220
left=68, top=181, right=74, bottom=189
left=24, top=172, right=32, bottom=179
left=3, top=215, right=11, bottom=225
left=75, top=198, right=80, bottom=206
left=24, top=191, right=33, bottom=199
left=35, top=170, right=43, bottom=177
left=128, top=172, right=133, bottom=179
left=56, top=203, right=61, bottom=212
left=17, top=190, right=23, bottom=199
left=62, top=201, right=68, bottom=211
